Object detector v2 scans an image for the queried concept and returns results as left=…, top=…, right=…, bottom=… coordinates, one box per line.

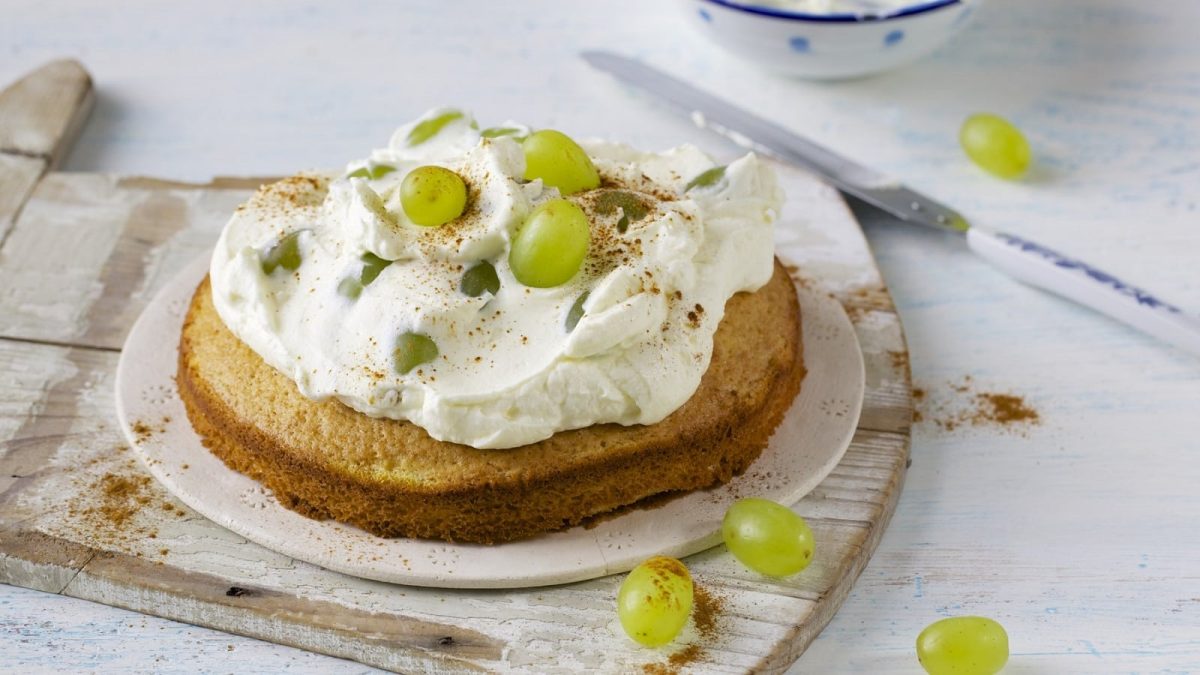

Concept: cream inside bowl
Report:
left=684, top=0, right=980, bottom=79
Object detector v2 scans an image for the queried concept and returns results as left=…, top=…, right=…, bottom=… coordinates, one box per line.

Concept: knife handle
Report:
left=966, top=228, right=1200, bottom=358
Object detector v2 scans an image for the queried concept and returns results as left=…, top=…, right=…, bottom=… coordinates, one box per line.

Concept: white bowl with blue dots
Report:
left=686, top=0, right=979, bottom=79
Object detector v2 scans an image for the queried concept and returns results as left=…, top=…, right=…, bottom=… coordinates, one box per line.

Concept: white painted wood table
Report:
left=2, top=0, right=1199, bottom=673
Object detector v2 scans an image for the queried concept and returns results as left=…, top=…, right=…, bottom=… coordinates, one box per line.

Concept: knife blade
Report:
left=582, top=50, right=1200, bottom=357
left=582, top=49, right=970, bottom=233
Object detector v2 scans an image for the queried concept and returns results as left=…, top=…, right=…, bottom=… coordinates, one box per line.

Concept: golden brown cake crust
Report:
left=176, top=260, right=805, bottom=544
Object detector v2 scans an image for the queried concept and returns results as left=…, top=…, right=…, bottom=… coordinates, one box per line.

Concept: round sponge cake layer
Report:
left=176, top=260, right=805, bottom=544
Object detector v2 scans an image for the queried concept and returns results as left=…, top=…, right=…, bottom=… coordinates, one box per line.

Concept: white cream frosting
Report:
left=210, top=108, right=782, bottom=449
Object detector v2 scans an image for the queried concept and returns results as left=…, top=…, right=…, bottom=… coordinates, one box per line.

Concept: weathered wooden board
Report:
left=0, top=60, right=912, bottom=673
left=0, top=154, right=44, bottom=243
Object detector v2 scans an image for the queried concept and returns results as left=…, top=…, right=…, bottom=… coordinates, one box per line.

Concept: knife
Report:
left=582, top=50, right=1200, bottom=358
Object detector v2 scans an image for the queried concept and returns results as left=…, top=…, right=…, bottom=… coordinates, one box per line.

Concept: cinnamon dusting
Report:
left=66, top=467, right=157, bottom=551
left=692, top=584, right=722, bottom=640
left=913, top=377, right=1040, bottom=434
left=63, top=448, right=185, bottom=556
left=642, top=583, right=725, bottom=674
left=130, top=418, right=168, bottom=444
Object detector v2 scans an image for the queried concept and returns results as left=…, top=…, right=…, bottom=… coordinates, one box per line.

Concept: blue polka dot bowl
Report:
left=686, top=0, right=978, bottom=79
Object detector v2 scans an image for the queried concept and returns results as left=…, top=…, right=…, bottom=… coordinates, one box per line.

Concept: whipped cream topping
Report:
left=732, top=0, right=922, bottom=15
left=210, top=108, right=782, bottom=449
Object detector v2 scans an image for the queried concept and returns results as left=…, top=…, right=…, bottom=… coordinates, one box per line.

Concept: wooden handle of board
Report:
left=0, top=59, right=95, bottom=169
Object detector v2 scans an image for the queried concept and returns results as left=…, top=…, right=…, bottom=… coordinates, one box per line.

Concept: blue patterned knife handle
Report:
left=994, top=232, right=1184, bottom=315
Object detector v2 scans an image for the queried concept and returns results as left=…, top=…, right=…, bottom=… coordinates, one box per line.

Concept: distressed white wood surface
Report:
left=2, top=0, right=1199, bottom=673
left=0, top=155, right=42, bottom=243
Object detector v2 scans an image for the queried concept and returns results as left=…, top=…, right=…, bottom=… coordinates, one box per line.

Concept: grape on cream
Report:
left=209, top=108, right=782, bottom=449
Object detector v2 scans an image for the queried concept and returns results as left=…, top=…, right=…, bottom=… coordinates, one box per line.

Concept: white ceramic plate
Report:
left=115, top=254, right=864, bottom=589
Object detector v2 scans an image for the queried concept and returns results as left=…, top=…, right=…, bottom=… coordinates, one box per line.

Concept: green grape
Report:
left=339, top=252, right=392, bottom=300
left=564, top=291, right=589, bottom=331
left=595, top=190, right=649, bottom=233
left=509, top=199, right=590, bottom=288
left=521, top=129, right=600, bottom=196
left=959, top=113, right=1031, bottom=179
left=346, top=164, right=396, bottom=180
left=917, top=616, right=1009, bottom=675
left=337, top=277, right=363, bottom=300
left=685, top=165, right=726, bottom=192
left=616, top=556, right=693, bottom=647
left=401, top=166, right=468, bottom=227
left=406, top=110, right=463, bottom=146
left=261, top=231, right=303, bottom=275
left=359, top=252, right=392, bottom=286
left=394, top=332, right=438, bottom=375
left=721, top=497, right=814, bottom=577
left=481, top=126, right=526, bottom=140
left=460, top=261, right=500, bottom=297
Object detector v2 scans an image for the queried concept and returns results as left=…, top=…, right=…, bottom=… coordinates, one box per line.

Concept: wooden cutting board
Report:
left=0, top=60, right=912, bottom=673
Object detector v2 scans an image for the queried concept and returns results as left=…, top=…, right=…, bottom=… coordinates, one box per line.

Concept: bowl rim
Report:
left=698, top=0, right=962, bottom=23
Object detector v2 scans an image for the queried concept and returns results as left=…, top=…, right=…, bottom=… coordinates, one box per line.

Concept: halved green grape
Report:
left=959, top=113, right=1031, bottom=179
left=616, top=556, right=693, bottom=647
left=337, top=277, right=363, bottom=300
left=261, top=231, right=303, bottom=275
left=359, top=252, right=392, bottom=286
left=347, top=164, right=396, bottom=180
left=481, top=126, right=526, bottom=140
left=685, top=165, right=726, bottom=192
left=917, top=616, right=1009, bottom=675
left=595, top=190, right=650, bottom=233
left=339, top=252, right=392, bottom=300
left=721, top=497, right=814, bottom=577
left=565, top=291, right=589, bottom=331
left=521, top=129, right=600, bottom=196
left=509, top=199, right=590, bottom=288
left=401, top=166, right=468, bottom=227
left=394, top=332, right=438, bottom=375
left=406, top=110, right=463, bottom=146
left=460, top=261, right=501, bottom=297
